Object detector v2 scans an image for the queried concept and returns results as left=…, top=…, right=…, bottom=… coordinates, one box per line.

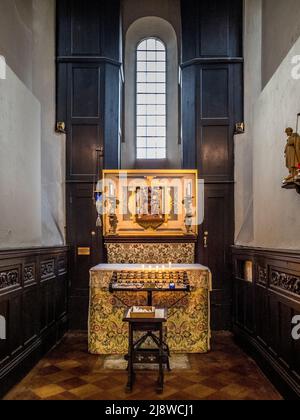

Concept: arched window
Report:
left=136, top=38, right=167, bottom=160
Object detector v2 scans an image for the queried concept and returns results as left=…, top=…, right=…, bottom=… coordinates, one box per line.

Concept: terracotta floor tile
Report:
left=69, top=384, right=101, bottom=399
left=3, top=332, right=283, bottom=401
left=33, top=384, right=66, bottom=399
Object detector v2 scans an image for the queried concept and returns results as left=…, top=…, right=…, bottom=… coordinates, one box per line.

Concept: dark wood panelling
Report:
left=181, top=65, right=197, bottom=170
left=72, top=67, right=101, bottom=118
left=57, top=1, right=122, bottom=329
left=181, top=0, right=243, bottom=62
left=66, top=184, right=103, bottom=330
left=57, top=0, right=121, bottom=61
left=200, top=1, right=230, bottom=57
left=201, top=68, right=229, bottom=119
left=199, top=184, right=234, bottom=330
left=71, top=1, right=102, bottom=56
left=0, top=247, right=69, bottom=398
left=195, top=63, right=242, bottom=182
left=181, top=0, right=243, bottom=330
left=232, top=247, right=300, bottom=400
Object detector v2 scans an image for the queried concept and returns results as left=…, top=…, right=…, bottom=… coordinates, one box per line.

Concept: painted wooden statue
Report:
left=283, top=127, right=300, bottom=183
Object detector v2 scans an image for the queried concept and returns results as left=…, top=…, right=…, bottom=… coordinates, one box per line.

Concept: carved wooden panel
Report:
left=270, top=270, right=300, bottom=296
left=0, top=247, right=69, bottom=398
left=257, top=266, right=268, bottom=287
left=24, top=264, right=36, bottom=285
left=233, top=247, right=300, bottom=399
left=40, top=260, right=55, bottom=280
left=0, top=267, right=20, bottom=290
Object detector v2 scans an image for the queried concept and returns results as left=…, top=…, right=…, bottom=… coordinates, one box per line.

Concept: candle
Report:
left=169, top=262, right=172, bottom=270
left=142, top=264, right=145, bottom=271
left=109, top=183, right=114, bottom=197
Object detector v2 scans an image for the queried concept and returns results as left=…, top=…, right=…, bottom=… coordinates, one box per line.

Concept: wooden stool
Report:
left=123, top=308, right=170, bottom=394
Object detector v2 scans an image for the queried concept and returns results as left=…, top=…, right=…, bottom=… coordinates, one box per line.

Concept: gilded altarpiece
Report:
left=88, top=170, right=211, bottom=355
left=101, top=170, right=198, bottom=238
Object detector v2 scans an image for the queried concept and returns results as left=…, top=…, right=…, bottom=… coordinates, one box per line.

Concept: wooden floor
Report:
left=4, top=332, right=282, bottom=400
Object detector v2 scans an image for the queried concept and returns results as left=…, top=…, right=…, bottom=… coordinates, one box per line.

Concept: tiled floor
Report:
left=3, top=333, right=282, bottom=400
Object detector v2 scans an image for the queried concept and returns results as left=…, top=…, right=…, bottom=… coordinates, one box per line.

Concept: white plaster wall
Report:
left=0, top=0, right=33, bottom=89
left=0, top=65, right=42, bottom=248
left=32, top=0, right=66, bottom=246
left=235, top=0, right=262, bottom=245
left=252, top=38, right=300, bottom=249
left=122, top=0, right=181, bottom=44
left=235, top=0, right=300, bottom=250
left=0, top=0, right=65, bottom=249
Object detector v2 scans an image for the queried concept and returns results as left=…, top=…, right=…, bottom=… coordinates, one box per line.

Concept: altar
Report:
left=88, top=170, right=211, bottom=355
left=88, top=264, right=212, bottom=355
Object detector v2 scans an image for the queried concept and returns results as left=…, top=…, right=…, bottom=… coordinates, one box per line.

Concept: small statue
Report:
left=283, top=127, right=300, bottom=184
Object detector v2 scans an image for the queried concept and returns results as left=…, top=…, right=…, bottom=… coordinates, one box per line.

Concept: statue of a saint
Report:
left=283, top=127, right=300, bottom=183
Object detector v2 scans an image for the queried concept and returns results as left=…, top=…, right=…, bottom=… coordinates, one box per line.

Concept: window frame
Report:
left=135, top=36, right=168, bottom=162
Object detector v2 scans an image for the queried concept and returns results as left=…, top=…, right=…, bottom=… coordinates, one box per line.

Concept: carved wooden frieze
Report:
left=270, top=270, right=300, bottom=296
left=40, top=260, right=55, bottom=279
left=257, top=266, right=268, bottom=287
left=24, top=264, right=36, bottom=284
left=0, top=268, right=20, bottom=289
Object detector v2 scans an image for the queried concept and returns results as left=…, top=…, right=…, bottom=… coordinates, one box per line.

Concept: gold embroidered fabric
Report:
left=106, top=243, right=195, bottom=264
left=88, top=268, right=211, bottom=355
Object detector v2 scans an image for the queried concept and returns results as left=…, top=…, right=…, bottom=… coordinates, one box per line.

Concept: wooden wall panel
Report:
left=181, top=0, right=243, bottom=329
left=72, top=67, right=101, bottom=118
left=181, top=0, right=243, bottom=62
left=199, top=184, right=234, bottom=330
left=71, top=1, right=102, bottom=56
left=66, top=184, right=104, bottom=329
left=233, top=247, right=300, bottom=400
left=0, top=247, right=69, bottom=398
left=23, top=288, right=38, bottom=346
left=57, top=0, right=122, bottom=329
left=57, top=0, right=121, bottom=61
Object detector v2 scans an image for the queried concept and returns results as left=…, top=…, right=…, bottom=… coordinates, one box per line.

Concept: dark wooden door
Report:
left=199, top=184, right=234, bottom=330
left=181, top=0, right=243, bottom=330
